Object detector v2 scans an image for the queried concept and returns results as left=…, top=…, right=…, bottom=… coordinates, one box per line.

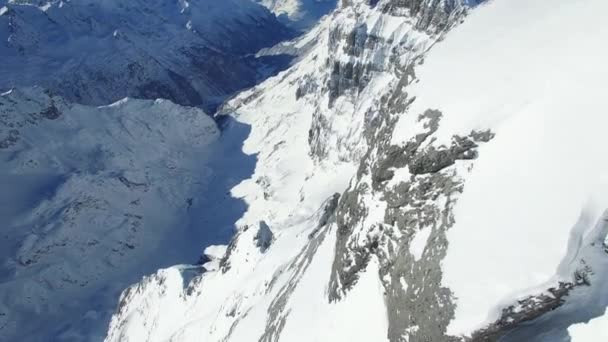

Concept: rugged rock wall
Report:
left=104, top=1, right=481, bottom=341
left=104, top=1, right=608, bottom=341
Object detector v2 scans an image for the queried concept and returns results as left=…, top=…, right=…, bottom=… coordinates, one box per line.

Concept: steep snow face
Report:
left=106, top=203, right=390, bottom=342
left=0, top=0, right=292, bottom=109
left=388, top=0, right=608, bottom=337
left=0, top=87, right=252, bottom=341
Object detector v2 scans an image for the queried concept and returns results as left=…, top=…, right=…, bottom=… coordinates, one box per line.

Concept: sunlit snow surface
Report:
left=391, top=0, right=608, bottom=336
left=569, top=308, right=608, bottom=341
left=105, top=8, right=397, bottom=340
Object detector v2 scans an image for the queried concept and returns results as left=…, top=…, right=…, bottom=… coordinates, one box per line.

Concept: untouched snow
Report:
left=569, top=309, right=608, bottom=341
left=409, top=227, right=432, bottom=261
left=276, top=250, right=389, bottom=342
left=390, top=0, right=608, bottom=336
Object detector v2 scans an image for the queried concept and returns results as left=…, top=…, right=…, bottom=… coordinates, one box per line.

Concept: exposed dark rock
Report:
left=39, top=103, right=61, bottom=120
left=326, top=40, right=494, bottom=340
left=318, top=193, right=342, bottom=228
left=469, top=282, right=576, bottom=342
left=255, top=221, right=275, bottom=253
left=117, top=176, right=149, bottom=191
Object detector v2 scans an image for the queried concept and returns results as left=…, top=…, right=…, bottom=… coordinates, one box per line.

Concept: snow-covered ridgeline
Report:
left=106, top=0, right=608, bottom=341
left=104, top=1, right=475, bottom=341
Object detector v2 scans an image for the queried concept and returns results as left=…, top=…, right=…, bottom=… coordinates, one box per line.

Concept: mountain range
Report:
left=1, top=0, right=607, bottom=341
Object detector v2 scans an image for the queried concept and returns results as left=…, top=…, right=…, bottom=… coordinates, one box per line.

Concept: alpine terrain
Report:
left=1, top=0, right=608, bottom=342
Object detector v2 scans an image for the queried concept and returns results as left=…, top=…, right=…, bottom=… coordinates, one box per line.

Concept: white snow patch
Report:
left=0, top=6, right=8, bottom=16
left=40, top=2, right=51, bottom=11
left=400, top=277, right=409, bottom=293
left=203, top=245, right=227, bottom=260
left=409, top=227, right=432, bottom=261
left=202, top=245, right=227, bottom=271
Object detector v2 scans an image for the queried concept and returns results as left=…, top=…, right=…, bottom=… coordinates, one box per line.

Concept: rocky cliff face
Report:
left=104, top=1, right=490, bottom=341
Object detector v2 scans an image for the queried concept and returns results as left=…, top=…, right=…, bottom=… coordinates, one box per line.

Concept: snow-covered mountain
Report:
left=2, top=0, right=607, bottom=341
left=104, top=0, right=608, bottom=341
left=0, top=1, right=296, bottom=340
left=253, top=0, right=337, bottom=30
left=0, top=0, right=293, bottom=110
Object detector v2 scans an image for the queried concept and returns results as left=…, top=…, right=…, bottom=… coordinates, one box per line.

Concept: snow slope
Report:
left=388, top=0, right=608, bottom=336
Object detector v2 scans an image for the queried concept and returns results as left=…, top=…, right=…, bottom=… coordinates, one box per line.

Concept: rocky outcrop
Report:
left=308, top=0, right=470, bottom=164
left=328, top=96, right=494, bottom=342
left=255, top=221, right=275, bottom=252
left=380, top=0, right=473, bottom=33
left=318, top=3, right=497, bottom=341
